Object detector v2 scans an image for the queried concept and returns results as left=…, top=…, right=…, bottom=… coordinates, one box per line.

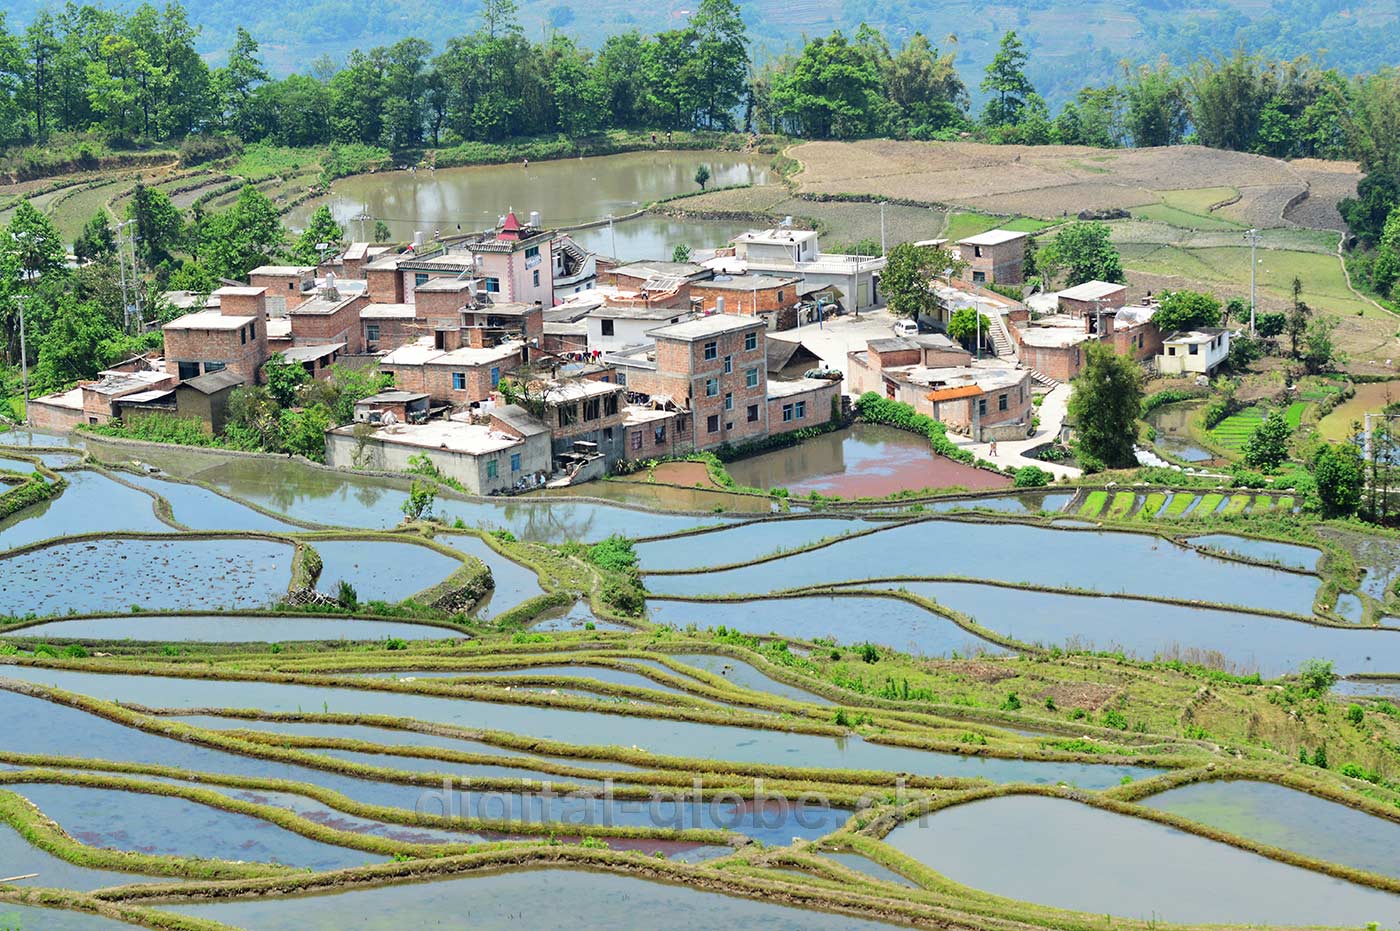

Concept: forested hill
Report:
left=4, top=0, right=1397, bottom=107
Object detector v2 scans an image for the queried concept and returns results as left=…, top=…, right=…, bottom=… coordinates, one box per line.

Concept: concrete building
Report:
left=1159, top=328, right=1231, bottom=375
left=353, top=391, right=432, bottom=424
left=1056, top=280, right=1127, bottom=317
left=541, top=378, right=627, bottom=465
left=248, top=265, right=317, bottom=312
left=325, top=409, right=551, bottom=495
left=691, top=273, right=803, bottom=329
left=162, top=286, right=269, bottom=385
left=723, top=229, right=886, bottom=312
left=586, top=303, right=696, bottom=353
left=954, top=230, right=1027, bottom=286
left=380, top=338, right=525, bottom=406
left=1011, top=303, right=1162, bottom=383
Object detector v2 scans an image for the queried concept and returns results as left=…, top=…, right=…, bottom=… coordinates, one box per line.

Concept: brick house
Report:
left=288, top=286, right=368, bottom=355
left=361, top=304, right=416, bottom=353
left=379, top=339, right=524, bottom=406
left=247, top=265, right=317, bottom=312
left=691, top=273, right=803, bottom=330
left=162, top=285, right=270, bottom=385
left=1056, top=280, right=1127, bottom=317
left=845, top=334, right=972, bottom=397
left=27, top=367, right=176, bottom=431
left=541, top=379, right=628, bottom=464
left=954, top=230, right=1027, bottom=285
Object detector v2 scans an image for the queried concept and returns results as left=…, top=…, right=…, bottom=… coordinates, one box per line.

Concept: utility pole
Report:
left=1245, top=228, right=1260, bottom=337
left=607, top=215, right=617, bottom=260
left=880, top=202, right=887, bottom=256
left=17, top=294, right=29, bottom=425
left=116, top=220, right=131, bottom=333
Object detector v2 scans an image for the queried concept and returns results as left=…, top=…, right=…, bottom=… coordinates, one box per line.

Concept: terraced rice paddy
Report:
left=2, top=426, right=1398, bottom=931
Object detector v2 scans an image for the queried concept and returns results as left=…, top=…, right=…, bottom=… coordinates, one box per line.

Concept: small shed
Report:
left=175, top=369, right=245, bottom=433
left=354, top=390, right=431, bottom=425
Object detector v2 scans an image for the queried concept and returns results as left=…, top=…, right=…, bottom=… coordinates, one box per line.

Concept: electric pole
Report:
left=880, top=202, right=887, bottom=256
left=1245, top=228, right=1260, bottom=337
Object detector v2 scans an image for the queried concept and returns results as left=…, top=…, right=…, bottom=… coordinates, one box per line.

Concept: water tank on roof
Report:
left=715, top=296, right=725, bottom=314
left=529, top=211, right=542, bottom=228
left=413, top=231, right=424, bottom=248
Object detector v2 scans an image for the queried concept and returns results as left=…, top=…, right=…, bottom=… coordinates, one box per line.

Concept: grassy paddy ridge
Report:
left=3, top=432, right=1400, bottom=929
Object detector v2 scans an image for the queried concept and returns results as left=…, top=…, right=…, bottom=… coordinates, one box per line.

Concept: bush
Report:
left=179, top=134, right=242, bottom=166
left=1013, top=465, right=1052, bottom=487
left=587, top=535, right=638, bottom=573
left=1298, top=658, right=1336, bottom=694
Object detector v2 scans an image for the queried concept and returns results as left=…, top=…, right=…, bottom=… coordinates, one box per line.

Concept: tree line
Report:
left=1, top=0, right=1398, bottom=171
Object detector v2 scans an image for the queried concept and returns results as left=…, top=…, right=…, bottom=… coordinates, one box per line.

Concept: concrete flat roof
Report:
left=766, top=377, right=835, bottom=400
left=249, top=265, right=314, bottom=276
left=545, top=379, right=623, bottom=402
left=735, top=228, right=817, bottom=244
left=291, top=293, right=360, bottom=315
left=1163, top=328, right=1229, bottom=344
left=415, top=277, right=475, bottom=292
left=212, top=286, right=266, bottom=297
left=360, top=303, right=416, bottom=319
left=591, top=303, right=690, bottom=321
left=697, top=273, right=800, bottom=291
left=893, top=361, right=1028, bottom=393
left=266, top=318, right=292, bottom=339
left=958, top=229, right=1028, bottom=247
left=333, top=420, right=523, bottom=456
left=357, top=390, right=429, bottom=404
left=1058, top=280, right=1127, bottom=302
left=649, top=314, right=761, bottom=341
left=1017, top=326, right=1090, bottom=349
left=427, top=342, right=523, bottom=367
left=280, top=342, right=345, bottom=363
left=163, top=311, right=254, bottom=331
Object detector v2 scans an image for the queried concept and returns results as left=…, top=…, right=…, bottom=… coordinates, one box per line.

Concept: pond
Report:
left=1139, top=780, right=1400, bottom=877
left=167, top=866, right=908, bottom=931
left=292, top=151, right=770, bottom=245
left=724, top=424, right=1012, bottom=498
left=115, top=471, right=300, bottom=532
left=11, top=782, right=377, bottom=871
left=883, top=794, right=1400, bottom=927
left=649, top=596, right=1006, bottom=660
left=1184, top=533, right=1319, bottom=571
left=435, top=534, right=543, bottom=617
left=5, top=615, right=465, bottom=643
left=0, top=537, right=293, bottom=616
left=570, top=214, right=756, bottom=263
left=635, top=517, right=878, bottom=571
left=312, top=539, right=462, bottom=603
left=851, top=580, right=1399, bottom=678
left=1146, top=401, right=1219, bottom=464
left=532, top=478, right=774, bottom=514
left=1, top=667, right=1156, bottom=787
left=0, top=470, right=168, bottom=552
left=644, top=520, right=1321, bottom=617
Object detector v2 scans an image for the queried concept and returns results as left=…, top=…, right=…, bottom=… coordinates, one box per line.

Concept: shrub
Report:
left=1100, top=708, right=1128, bottom=729
left=336, top=580, right=359, bottom=609
left=587, top=535, right=638, bottom=573
left=1347, top=704, right=1365, bottom=726
left=859, top=642, right=880, bottom=663
left=1013, top=465, right=1052, bottom=487
left=1001, top=692, right=1022, bottom=711
left=401, top=479, right=437, bottom=521
left=1298, top=658, right=1336, bottom=694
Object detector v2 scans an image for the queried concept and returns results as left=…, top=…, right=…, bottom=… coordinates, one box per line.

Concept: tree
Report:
left=1256, top=311, right=1286, bottom=338
left=402, top=478, right=437, bottom=521
left=288, top=206, right=344, bottom=266
left=1298, top=658, right=1336, bottom=694
left=1243, top=409, right=1291, bottom=470
left=1339, top=170, right=1398, bottom=247
left=73, top=211, right=115, bottom=263
left=882, top=242, right=962, bottom=320
left=1035, top=222, right=1123, bottom=287
left=1152, top=289, right=1222, bottom=332
left=1285, top=277, right=1310, bottom=360
left=884, top=33, right=967, bottom=137
left=671, top=244, right=692, bottom=263
left=215, top=26, right=266, bottom=137
left=694, top=164, right=711, bottom=190
left=768, top=30, right=885, bottom=139
left=685, top=0, right=748, bottom=130
left=981, top=31, right=1033, bottom=127
left=373, top=220, right=393, bottom=243
left=1372, top=206, right=1400, bottom=297
left=1067, top=341, right=1143, bottom=469
left=1301, top=313, right=1338, bottom=374
left=946, top=307, right=990, bottom=349
left=1313, top=441, right=1363, bottom=517
left=1123, top=62, right=1189, bottom=147
left=126, top=183, right=183, bottom=269
left=200, top=185, right=287, bottom=280
left=263, top=353, right=310, bottom=408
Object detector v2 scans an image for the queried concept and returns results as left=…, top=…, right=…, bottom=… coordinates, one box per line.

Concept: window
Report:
left=452, top=372, right=466, bottom=390
left=776, top=290, right=784, bottom=304
left=484, top=277, right=500, bottom=293
left=974, top=246, right=984, bottom=258
left=240, top=326, right=247, bottom=345
left=744, top=331, right=757, bottom=352
left=366, top=324, right=380, bottom=342
left=747, top=404, right=759, bottom=423
left=703, top=340, right=717, bottom=360
left=178, top=361, right=200, bottom=381
left=204, top=361, right=226, bottom=373
left=584, top=397, right=601, bottom=420
left=978, top=398, right=987, bottom=416
left=998, top=393, right=1008, bottom=411
left=1168, top=346, right=1177, bottom=356
left=525, top=245, right=540, bottom=262
left=724, top=393, right=733, bottom=411
left=654, top=423, right=666, bottom=444
left=603, top=394, right=618, bottom=416
left=558, top=403, right=578, bottom=426
left=248, top=322, right=256, bottom=339
left=489, top=366, right=501, bottom=387
left=631, top=430, right=643, bottom=451
left=707, top=414, right=720, bottom=433
left=532, top=269, right=540, bottom=287
left=972, top=271, right=986, bottom=284
left=795, top=401, right=806, bottom=419
left=723, top=354, right=733, bottom=374
left=782, top=404, right=794, bottom=422
left=616, top=372, right=627, bottom=386
left=1189, top=343, right=1199, bottom=355
left=603, top=426, right=614, bottom=442
left=415, top=273, right=429, bottom=288
left=486, top=459, right=498, bottom=479
left=601, top=319, right=615, bottom=336
left=705, top=378, right=718, bottom=397
left=745, top=367, right=759, bottom=388
left=510, top=453, right=521, bottom=472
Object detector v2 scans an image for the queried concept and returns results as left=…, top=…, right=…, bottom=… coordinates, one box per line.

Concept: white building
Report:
left=722, top=229, right=886, bottom=312
left=1158, top=328, right=1231, bottom=376
left=585, top=303, right=696, bottom=353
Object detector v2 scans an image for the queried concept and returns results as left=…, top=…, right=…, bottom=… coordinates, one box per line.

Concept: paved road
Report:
left=947, top=383, right=1082, bottom=478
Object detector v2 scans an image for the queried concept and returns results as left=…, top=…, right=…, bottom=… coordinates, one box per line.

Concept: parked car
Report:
left=892, top=319, right=920, bottom=336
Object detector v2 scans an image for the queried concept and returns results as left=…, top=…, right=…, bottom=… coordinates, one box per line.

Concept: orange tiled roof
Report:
left=926, top=385, right=982, bottom=402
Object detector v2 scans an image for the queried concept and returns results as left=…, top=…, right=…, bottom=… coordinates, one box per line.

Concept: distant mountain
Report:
left=7, top=0, right=1397, bottom=107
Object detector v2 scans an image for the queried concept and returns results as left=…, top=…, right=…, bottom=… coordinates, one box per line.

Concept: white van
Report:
left=892, top=319, right=920, bottom=336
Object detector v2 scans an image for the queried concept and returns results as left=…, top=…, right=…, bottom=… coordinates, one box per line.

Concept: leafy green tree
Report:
left=263, top=353, right=310, bottom=408
left=215, top=26, right=267, bottom=138
left=884, top=33, right=967, bottom=137
left=279, top=404, right=333, bottom=459
left=373, top=220, right=393, bottom=243
left=882, top=242, right=962, bottom=320
left=1035, top=222, right=1123, bottom=287
left=1301, top=313, right=1338, bottom=374
left=981, top=31, right=1033, bottom=127
left=694, top=164, right=711, bottom=190
left=1189, top=51, right=1270, bottom=152
left=1255, top=311, right=1286, bottom=338
left=126, top=183, right=184, bottom=269
left=1067, top=341, right=1143, bottom=469
left=685, top=0, right=748, bottom=130
left=1339, top=170, right=1398, bottom=247
left=671, top=244, right=692, bottom=263
left=1243, top=409, right=1291, bottom=470
left=402, top=478, right=437, bottom=521
left=1152, top=289, right=1222, bottom=332
left=1285, top=277, right=1310, bottom=360
left=73, top=211, right=116, bottom=263
left=200, top=185, right=287, bottom=281
left=769, top=30, right=885, bottom=138
left=288, top=206, right=344, bottom=266
left=1313, top=442, right=1363, bottom=517
left=1372, top=207, right=1400, bottom=296
left=946, top=306, right=989, bottom=349
left=1123, top=63, right=1189, bottom=147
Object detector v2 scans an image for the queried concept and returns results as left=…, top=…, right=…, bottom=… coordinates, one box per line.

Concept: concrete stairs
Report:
left=1029, top=369, right=1061, bottom=391
left=987, top=311, right=1017, bottom=360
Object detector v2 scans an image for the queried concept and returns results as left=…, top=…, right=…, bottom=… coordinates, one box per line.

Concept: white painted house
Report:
left=1158, top=328, right=1231, bottom=375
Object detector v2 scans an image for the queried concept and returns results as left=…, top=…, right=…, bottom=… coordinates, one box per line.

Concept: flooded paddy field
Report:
left=312, top=539, right=461, bottom=603
left=0, top=469, right=168, bottom=551
left=634, top=516, right=883, bottom=572
left=5, top=614, right=465, bottom=642
left=435, top=533, right=544, bottom=615
left=884, top=794, right=1400, bottom=927
left=0, top=904, right=141, bottom=931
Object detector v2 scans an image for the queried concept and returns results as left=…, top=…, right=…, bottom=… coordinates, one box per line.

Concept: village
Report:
left=17, top=208, right=1235, bottom=494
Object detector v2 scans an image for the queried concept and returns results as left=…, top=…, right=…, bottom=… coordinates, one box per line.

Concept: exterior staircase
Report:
left=1029, top=369, right=1061, bottom=391
left=987, top=311, right=1017, bottom=360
